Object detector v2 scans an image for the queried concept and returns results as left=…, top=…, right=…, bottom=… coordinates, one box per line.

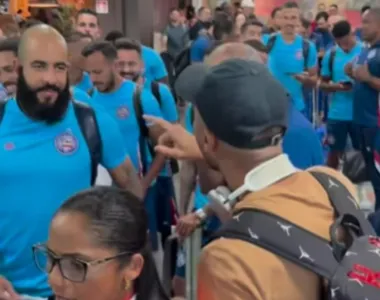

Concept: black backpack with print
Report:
left=211, top=171, right=379, bottom=299
left=0, top=100, right=102, bottom=185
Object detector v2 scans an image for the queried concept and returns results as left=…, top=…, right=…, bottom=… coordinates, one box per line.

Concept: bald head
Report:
left=18, top=24, right=67, bottom=64
left=368, top=7, right=380, bottom=22
left=205, top=42, right=263, bottom=66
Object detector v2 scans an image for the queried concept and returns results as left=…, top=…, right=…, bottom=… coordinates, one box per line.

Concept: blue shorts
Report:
left=326, top=120, right=359, bottom=152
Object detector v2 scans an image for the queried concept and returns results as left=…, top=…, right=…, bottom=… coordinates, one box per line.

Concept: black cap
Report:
left=175, top=59, right=289, bottom=149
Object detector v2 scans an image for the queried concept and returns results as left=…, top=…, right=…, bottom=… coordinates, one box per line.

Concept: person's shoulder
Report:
left=72, top=86, right=91, bottom=103
left=307, top=166, right=359, bottom=204
left=142, top=45, right=160, bottom=58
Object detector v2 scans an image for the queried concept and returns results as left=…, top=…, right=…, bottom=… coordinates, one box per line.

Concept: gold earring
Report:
left=124, top=280, right=131, bottom=291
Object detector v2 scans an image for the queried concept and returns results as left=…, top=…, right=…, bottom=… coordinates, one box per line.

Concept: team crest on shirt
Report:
left=295, top=50, right=303, bottom=60
left=117, top=105, right=129, bottom=119
left=55, top=132, right=78, bottom=155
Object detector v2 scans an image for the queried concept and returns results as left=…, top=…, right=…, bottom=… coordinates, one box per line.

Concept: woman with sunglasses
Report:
left=33, top=187, right=169, bottom=300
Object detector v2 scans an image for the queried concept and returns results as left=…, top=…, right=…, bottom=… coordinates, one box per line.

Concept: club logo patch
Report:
left=295, top=50, right=303, bottom=60
left=55, top=132, right=78, bottom=155
left=117, top=106, right=129, bottom=119
left=4, top=142, right=15, bottom=151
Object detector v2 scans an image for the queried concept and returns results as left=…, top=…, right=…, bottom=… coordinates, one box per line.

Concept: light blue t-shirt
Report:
left=143, top=81, right=178, bottom=177
left=71, top=86, right=91, bottom=103
left=266, top=34, right=318, bottom=111
left=190, top=35, right=212, bottom=63
left=74, top=72, right=93, bottom=93
left=86, top=80, right=163, bottom=172
left=142, top=46, right=168, bottom=83
left=321, top=43, right=362, bottom=121
left=0, top=100, right=127, bottom=297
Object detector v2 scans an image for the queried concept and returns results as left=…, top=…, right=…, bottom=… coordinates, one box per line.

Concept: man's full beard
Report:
left=16, top=67, right=71, bottom=124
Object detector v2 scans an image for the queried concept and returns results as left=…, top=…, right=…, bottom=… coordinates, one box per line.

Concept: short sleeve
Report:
left=368, top=50, right=380, bottom=77
left=306, top=41, right=318, bottom=69
left=190, top=38, right=209, bottom=62
left=140, top=89, right=163, bottom=126
left=159, top=84, right=178, bottom=122
left=151, top=50, right=168, bottom=81
left=321, top=50, right=331, bottom=78
left=95, top=108, right=128, bottom=170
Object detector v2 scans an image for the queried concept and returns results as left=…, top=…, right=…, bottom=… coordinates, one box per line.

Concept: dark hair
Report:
left=114, top=38, right=142, bottom=55
left=58, top=187, right=169, bottom=300
left=361, top=5, right=371, bottom=15
left=244, top=39, right=267, bottom=53
left=213, top=11, right=234, bottom=40
left=104, top=30, right=124, bottom=44
left=76, top=8, right=98, bottom=24
left=283, top=1, right=299, bottom=9
left=332, top=20, right=351, bottom=39
left=0, top=38, right=19, bottom=55
left=271, top=7, right=282, bottom=18
left=241, top=19, right=263, bottom=33
left=301, top=17, right=311, bottom=29
left=329, top=4, right=338, bottom=9
left=247, top=14, right=257, bottom=20
left=82, top=41, right=118, bottom=61
left=17, top=9, right=23, bottom=14
left=315, top=11, right=329, bottom=22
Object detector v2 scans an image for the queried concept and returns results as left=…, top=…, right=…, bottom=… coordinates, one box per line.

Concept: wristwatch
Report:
left=194, top=208, right=207, bottom=223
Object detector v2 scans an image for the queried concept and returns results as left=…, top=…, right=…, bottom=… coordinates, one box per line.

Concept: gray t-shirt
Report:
left=164, top=23, right=189, bottom=59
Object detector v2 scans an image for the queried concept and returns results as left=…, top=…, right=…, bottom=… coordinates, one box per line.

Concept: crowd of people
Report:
left=0, top=1, right=379, bottom=300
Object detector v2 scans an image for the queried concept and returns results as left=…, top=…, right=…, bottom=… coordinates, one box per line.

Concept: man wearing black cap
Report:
left=146, top=58, right=356, bottom=299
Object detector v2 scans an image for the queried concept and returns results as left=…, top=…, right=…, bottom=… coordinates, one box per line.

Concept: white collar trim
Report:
left=228, top=154, right=298, bottom=201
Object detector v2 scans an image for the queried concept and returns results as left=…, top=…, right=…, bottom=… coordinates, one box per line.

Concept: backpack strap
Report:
left=73, top=101, right=102, bottom=186
left=302, top=39, right=310, bottom=71
left=328, top=47, right=337, bottom=80
left=214, top=208, right=337, bottom=279
left=309, top=171, right=375, bottom=236
left=151, top=81, right=162, bottom=106
left=0, top=100, right=6, bottom=124
left=266, top=34, right=277, bottom=53
left=133, top=85, right=154, bottom=175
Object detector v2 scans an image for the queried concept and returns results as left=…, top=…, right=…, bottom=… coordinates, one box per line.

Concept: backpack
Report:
left=267, top=34, right=310, bottom=71
left=0, top=100, right=102, bottom=186
left=133, top=85, right=179, bottom=175
left=212, top=171, right=378, bottom=300
left=328, top=46, right=337, bottom=80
